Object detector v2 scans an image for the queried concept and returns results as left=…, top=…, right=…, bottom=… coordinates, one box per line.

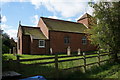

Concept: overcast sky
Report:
left=0, top=0, right=119, bottom=41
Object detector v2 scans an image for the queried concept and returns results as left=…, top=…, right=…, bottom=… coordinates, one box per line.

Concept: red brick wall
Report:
left=77, top=18, right=89, bottom=28
left=49, top=31, right=96, bottom=54
left=37, top=18, right=49, bottom=39
left=17, top=26, right=31, bottom=54
left=22, top=35, right=30, bottom=54
left=17, top=26, right=49, bottom=55
left=30, top=39, right=49, bottom=54
left=18, top=34, right=49, bottom=54
left=17, top=27, right=22, bottom=54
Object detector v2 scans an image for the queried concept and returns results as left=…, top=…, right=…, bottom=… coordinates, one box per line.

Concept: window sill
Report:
left=39, top=46, right=45, bottom=48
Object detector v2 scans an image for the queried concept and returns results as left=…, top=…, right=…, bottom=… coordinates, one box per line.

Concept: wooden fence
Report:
left=5, top=52, right=120, bottom=79
left=6, top=52, right=120, bottom=72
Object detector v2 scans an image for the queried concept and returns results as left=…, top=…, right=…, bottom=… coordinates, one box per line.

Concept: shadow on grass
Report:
left=58, top=62, right=120, bottom=80
left=2, top=57, right=120, bottom=80
left=2, top=60, right=56, bottom=79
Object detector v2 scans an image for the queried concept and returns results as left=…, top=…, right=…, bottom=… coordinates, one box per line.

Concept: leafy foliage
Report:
left=1, top=29, right=17, bottom=53
left=88, top=2, right=120, bottom=61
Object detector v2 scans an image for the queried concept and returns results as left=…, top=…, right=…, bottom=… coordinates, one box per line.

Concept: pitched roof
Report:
left=41, top=17, right=87, bottom=33
left=77, top=13, right=92, bottom=21
left=21, top=26, right=47, bottom=39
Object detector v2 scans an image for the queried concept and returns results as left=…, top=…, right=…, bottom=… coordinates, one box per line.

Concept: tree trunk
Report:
left=114, top=52, right=119, bottom=63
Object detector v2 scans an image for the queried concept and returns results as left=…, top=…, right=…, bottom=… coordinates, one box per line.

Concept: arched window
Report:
left=82, top=36, right=87, bottom=45
left=64, top=36, right=70, bottom=44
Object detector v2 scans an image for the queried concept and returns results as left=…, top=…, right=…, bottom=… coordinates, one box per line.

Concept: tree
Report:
left=88, top=2, right=120, bottom=62
left=1, top=29, right=17, bottom=54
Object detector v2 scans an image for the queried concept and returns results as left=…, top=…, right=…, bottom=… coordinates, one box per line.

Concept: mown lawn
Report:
left=3, top=53, right=109, bottom=69
left=2, top=53, right=120, bottom=79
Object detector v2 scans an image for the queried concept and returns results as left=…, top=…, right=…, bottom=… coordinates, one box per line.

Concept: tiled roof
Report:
left=78, top=13, right=92, bottom=21
left=41, top=17, right=87, bottom=33
left=21, top=26, right=47, bottom=39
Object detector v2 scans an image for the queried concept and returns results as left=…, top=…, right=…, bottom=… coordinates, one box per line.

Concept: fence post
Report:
left=16, top=55, right=20, bottom=64
left=8, top=59, right=13, bottom=69
left=83, top=52, right=86, bottom=72
left=55, top=53, right=58, bottom=79
left=98, top=51, right=100, bottom=66
left=78, top=48, right=81, bottom=55
left=16, top=55, right=21, bottom=72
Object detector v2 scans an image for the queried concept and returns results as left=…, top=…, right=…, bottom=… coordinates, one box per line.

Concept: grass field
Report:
left=2, top=53, right=120, bottom=79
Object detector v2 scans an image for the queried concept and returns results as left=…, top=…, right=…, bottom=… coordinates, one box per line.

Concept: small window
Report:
left=64, top=36, right=70, bottom=44
left=39, top=40, right=45, bottom=48
left=82, top=36, right=87, bottom=45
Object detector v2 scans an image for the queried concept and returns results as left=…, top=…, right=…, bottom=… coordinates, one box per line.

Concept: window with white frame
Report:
left=39, top=40, right=45, bottom=48
left=82, top=36, right=87, bottom=45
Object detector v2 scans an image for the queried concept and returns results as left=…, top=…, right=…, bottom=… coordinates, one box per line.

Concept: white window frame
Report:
left=82, top=36, right=87, bottom=45
left=39, top=40, right=45, bottom=48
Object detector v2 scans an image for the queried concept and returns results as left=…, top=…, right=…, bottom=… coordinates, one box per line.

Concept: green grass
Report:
left=62, top=62, right=120, bottom=79
left=3, top=54, right=17, bottom=60
left=2, top=53, right=110, bottom=70
left=2, top=53, right=120, bottom=79
left=3, top=54, right=54, bottom=60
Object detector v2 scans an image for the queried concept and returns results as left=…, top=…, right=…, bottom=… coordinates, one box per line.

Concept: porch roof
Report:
left=21, top=26, right=47, bottom=39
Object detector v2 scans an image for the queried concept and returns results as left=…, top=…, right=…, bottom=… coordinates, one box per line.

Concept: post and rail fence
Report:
left=5, top=51, right=120, bottom=72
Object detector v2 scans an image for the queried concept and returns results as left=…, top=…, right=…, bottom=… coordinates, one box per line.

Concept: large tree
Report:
left=1, top=29, right=17, bottom=54
left=88, top=2, right=120, bottom=62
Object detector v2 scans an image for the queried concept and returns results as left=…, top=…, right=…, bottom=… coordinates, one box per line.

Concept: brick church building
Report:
left=17, top=13, right=96, bottom=54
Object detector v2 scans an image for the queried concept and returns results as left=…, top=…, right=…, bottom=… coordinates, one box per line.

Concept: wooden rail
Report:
left=5, top=52, right=120, bottom=72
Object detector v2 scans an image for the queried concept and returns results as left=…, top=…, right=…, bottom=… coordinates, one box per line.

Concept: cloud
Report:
left=48, top=16, right=59, bottom=19
left=1, top=16, right=7, bottom=23
left=75, top=13, right=85, bottom=21
left=48, top=16, right=74, bottom=22
left=1, top=24, right=10, bottom=30
left=6, top=29, right=17, bottom=40
left=67, top=18, right=72, bottom=21
left=1, top=0, right=19, bottom=2
left=1, top=0, right=119, bottom=3
left=1, top=24, right=17, bottom=40
left=30, top=0, right=120, bottom=18
left=30, top=0, right=43, bottom=9
left=32, top=15, right=39, bottom=26
left=1, top=0, right=30, bottom=2
left=75, top=6, right=94, bottom=22
left=30, top=0, right=89, bottom=18
left=87, top=6, right=94, bottom=15
left=50, top=1, right=87, bottom=18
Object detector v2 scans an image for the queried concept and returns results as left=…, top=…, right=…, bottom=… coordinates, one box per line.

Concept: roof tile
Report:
left=41, top=17, right=87, bottom=33
left=21, top=26, right=47, bottom=39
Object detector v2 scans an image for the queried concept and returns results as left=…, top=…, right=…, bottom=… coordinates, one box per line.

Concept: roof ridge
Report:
left=21, top=25, right=40, bottom=29
left=40, top=16, right=86, bottom=33
left=77, top=13, right=92, bottom=21
left=41, top=17, right=82, bottom=25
